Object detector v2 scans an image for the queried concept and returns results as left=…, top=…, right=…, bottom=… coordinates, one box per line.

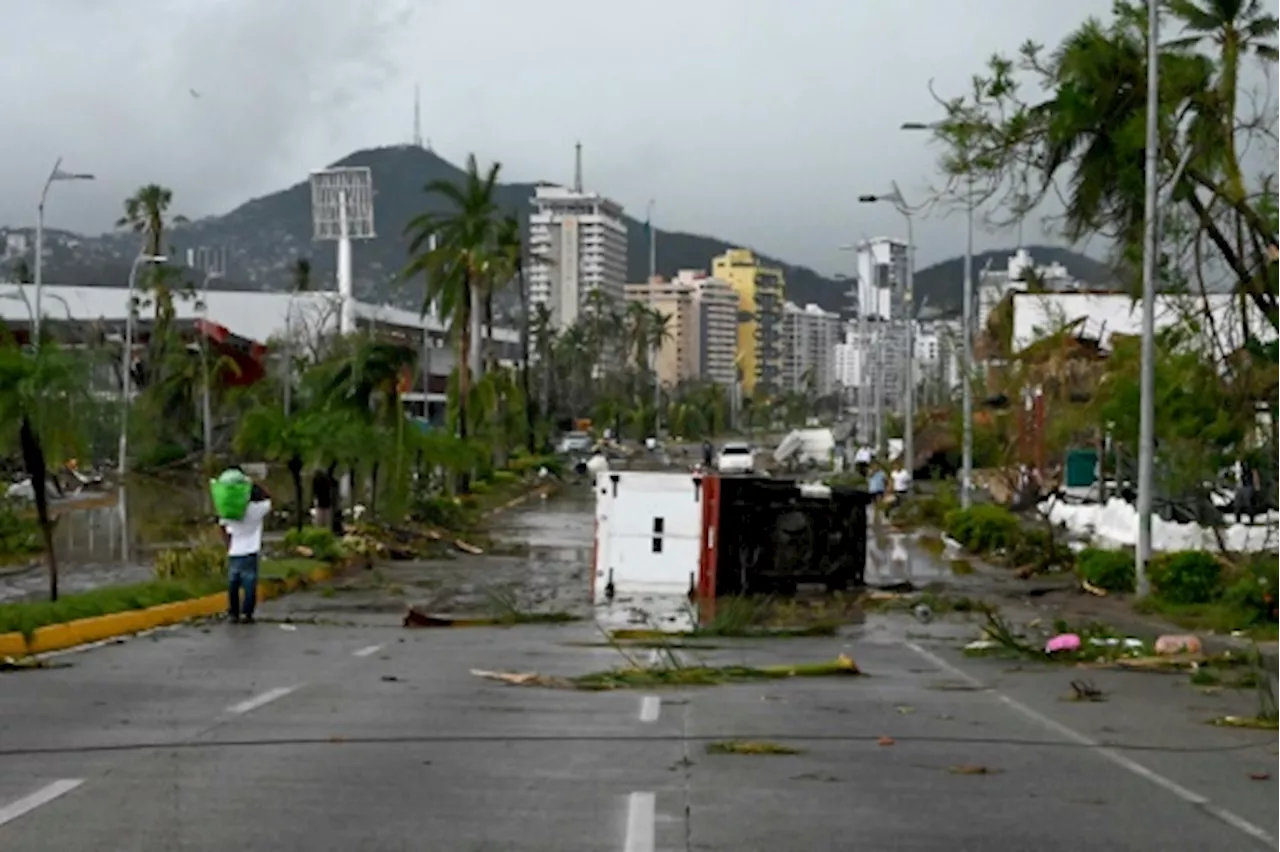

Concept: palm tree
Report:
left=402, top=155, right=503, bottom=451
left=1166, top=0, right=1278, bottom=201
left=497, top=215, right=536, bottom=453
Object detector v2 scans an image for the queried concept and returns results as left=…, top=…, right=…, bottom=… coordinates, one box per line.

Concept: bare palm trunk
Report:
left=468, top=286, right=484, bottom=380
left=518, top=263, right=535, bottom=453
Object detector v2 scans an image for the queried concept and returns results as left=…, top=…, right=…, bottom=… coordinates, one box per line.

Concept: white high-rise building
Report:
left=854, top=237, right=908, bottom=321
left=527, top=184, right=628, bottom=330
left=781, top=301, right=840, bottom=395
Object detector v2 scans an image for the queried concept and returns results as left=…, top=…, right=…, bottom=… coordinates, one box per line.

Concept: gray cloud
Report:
left=3, top=0, right=1273, bottom=276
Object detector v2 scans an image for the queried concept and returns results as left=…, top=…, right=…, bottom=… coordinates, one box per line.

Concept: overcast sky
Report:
left=3, top=0, right=1273, bottom=274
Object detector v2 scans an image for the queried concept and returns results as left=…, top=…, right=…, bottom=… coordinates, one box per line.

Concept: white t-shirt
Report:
left=854, top=446, right=873, bottom=464
left=891, top=469, right=912, bottom=493
left=222, top=499, right=271, bottom=557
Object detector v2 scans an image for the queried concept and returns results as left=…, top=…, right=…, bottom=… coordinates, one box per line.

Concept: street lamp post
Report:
left=1135, top=0, right=1162, bottom=599
left=858, top=184, right=917, bottom=483
left=119, top=254, right=168, bottom=478
left=903, top=120, right=975, bottom=508
left=34, top=158, right=95, bottom=343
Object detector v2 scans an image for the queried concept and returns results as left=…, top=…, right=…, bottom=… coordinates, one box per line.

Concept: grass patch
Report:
left=1208, top=715, right=1279, bottom=730
left=696, top=595, right=847, bottom=638
left=0, top=579, right=222, bottom=639
left=861, top=586, right=980, bottom=616
left=706, top=740, right=803, bottom=756
left=1134, top=597, right=1279, bottom=642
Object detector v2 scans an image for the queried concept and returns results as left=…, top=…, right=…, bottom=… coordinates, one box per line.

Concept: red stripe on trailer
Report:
left=697, top=473, right=720, bottom=627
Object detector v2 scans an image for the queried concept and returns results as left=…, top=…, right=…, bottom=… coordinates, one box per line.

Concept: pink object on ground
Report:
left=1154, top=634, right=1202, bottom=655
left=1045, top=633, right=1082, bottom=653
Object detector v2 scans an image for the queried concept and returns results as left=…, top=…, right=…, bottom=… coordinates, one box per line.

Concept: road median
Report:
left=0, top=557, right=339, bottom=657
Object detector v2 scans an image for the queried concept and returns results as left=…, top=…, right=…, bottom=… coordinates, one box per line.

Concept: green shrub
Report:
left=507, top=454, right=563, bottom=477
left=1220, top=553, right=1279, bottom=626
left=0, top=501, right=42, bottom=557
left=153, top=546, right=226, bottom=582
left=944, top=505, right=1021, bottom=554
left=1076, top=548, right=1136, bottom=593
left=282, top=527, right=343, bottom=562
left=1149, top=550, right=1224, bottom=605
left=489, top=470, right=519, bottom=486
left=412, top=495, right=467, bottom=529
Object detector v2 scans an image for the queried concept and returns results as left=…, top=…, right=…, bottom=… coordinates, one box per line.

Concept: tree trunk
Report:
left=468, top=285, right=484, bottom=380
left=518, top=264, right=536, bottom=454
left=19, top=416, right=57, bottom=601
left=327, top=461, right=344, bottom=536
left=370, top=460, right=380, bottom=518
left=288, top=453, right=304, bottom=532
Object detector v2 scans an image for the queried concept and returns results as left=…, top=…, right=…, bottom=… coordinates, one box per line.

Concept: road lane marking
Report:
left=623, top=791, right=655, bottom=852
left=638, top=696, right=661, bottom=723
left=353, top=644, right=384, bottom=658
left=0, top=780, right=84, bottom=828
left=905, top=642, right=1276, bottom=848
left=227, top=685, right=300, bottom=716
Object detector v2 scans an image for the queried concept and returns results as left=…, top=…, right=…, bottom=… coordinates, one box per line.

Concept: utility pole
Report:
left=960, top=172, right=975, bottom=508
left=1135, top=0, right=1161, bottom=599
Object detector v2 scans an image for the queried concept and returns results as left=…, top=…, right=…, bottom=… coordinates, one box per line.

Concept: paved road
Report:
left=1, top=499, right=1276, bottom=851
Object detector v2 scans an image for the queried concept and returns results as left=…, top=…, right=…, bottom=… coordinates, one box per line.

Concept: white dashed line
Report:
left=623, top=791, right=655, bottom=852
left=0, top=780, right=84, bottom=828
left=638, top=695, right=661, bottom=723
left=353, top=644, right=384, bottom=658
left=905, top=642, right=1276, bottom=848
left=226, top=685, right=300, bottom=716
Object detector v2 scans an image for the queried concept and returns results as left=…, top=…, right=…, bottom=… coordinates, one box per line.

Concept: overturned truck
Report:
left=591, top=471, right=871, bottom=633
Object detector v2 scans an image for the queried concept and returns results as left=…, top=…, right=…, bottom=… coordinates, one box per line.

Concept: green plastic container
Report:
left=211, top=469, right=252, bottom=520
left=1064, top=448, right=1099, bottom=488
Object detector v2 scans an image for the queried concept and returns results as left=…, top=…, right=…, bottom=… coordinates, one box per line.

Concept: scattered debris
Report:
left=706, top=740, right=803, bottom=756
left=877, top=735, right=895, bottom=747
left=380, top=675, right=402, bottom=682
left=470, top=655, right=862, bottom=691
left=279, top=624, right=298, bottom=632
left=1248, top=772, right=1271, bottom=781
left=1081, top=580, right=1107, bottom=597
left=913, top=603, right=934, bottom=624
left=791, top=772, right=840, bottom=782
left=0, top=656, right=69, bottom=672
left=1209, top=715, right=1279, bottom=730
left=948, top=764, right=1000, bottom=775
left=1068, top=679, right=1106, bottom=702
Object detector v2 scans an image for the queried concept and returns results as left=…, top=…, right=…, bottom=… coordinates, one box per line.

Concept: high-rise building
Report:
left=854, top=237, right=908, bottom=321
left=711, top=249, right=785, bottom=396
left=625, top=276, right=698, bottom=388
left=527, top=184, right=628, bottom=330
left=781, top=301, right=840, bottom=395
left=689, top=272, right=739, bottom=388
left=624, top=270, right=740, bottom=389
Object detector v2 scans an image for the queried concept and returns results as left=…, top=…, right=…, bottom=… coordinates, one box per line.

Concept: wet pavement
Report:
left=1, top=482, right=1276, bottom=850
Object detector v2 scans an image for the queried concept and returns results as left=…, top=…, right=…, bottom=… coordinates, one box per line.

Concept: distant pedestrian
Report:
left=891, top=464, right=912, bottom=497
left=221, top=480, right=272, bottom=624
left=868, top=465, right=887, bottom=500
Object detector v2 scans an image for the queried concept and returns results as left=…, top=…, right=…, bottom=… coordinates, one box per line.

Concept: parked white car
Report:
left=716, top=442, right=755, bottom=475
left=556, top=431, right=593, bottom=454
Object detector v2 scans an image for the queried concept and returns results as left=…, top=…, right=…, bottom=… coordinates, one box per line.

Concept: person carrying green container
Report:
left=211, top=467, right=272, bottom=624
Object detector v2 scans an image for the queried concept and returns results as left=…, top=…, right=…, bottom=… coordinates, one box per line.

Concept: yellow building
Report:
left=710, top=248, right=786, bottom=396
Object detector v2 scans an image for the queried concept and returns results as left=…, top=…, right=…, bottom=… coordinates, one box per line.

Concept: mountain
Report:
left=3, top=145, right=1113, bottom=318
left=911, top=246, right=1118, bottom=318
left=5, top=146, right=848, bottom=310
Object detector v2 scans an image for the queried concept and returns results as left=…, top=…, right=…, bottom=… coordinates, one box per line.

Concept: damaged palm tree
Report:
left=0, top=339, right=86, bottom=601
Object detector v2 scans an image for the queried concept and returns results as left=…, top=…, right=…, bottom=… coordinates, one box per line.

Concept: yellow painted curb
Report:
left=0, top=563, right=342, bottom=658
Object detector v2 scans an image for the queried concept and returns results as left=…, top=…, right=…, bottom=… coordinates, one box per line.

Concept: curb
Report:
left=0, top=564, right=337, bottom=658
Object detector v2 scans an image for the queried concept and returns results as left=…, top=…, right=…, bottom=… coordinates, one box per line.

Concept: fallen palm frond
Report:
left=470, top=654, right=862, bottom=691
left=706, top=740, right=803, bottom=755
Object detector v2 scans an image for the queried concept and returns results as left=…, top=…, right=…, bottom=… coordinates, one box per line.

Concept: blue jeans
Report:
left=228, top=553, right=260, bottom=619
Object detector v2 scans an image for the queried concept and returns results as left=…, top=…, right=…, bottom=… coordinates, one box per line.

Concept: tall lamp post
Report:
left=903, top=120, right=975, bottom=508
left=857, top=182, right=916, bottom=485
left=35, top=158, right=95, bottom=343
left=1135, top=0, right=1162, bottom=599
left=119, top=254, right=168, bottom=478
